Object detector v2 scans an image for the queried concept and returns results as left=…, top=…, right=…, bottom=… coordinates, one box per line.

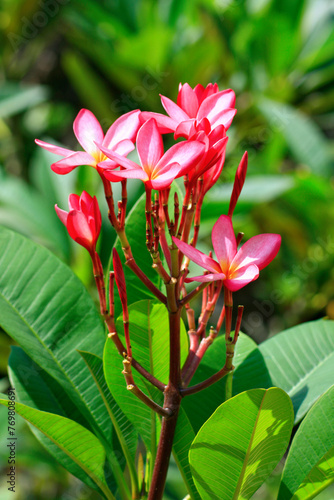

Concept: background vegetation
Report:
left=0, top=0, right=333, bottom=498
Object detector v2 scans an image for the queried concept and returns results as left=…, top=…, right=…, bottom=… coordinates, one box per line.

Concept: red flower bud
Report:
left=228, top=151, right=248, bottom=218
left=55, top=191, right=101, bottom=255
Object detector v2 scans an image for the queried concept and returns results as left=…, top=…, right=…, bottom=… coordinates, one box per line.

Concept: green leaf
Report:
left=103, top=300, right=188, bottom=450
left=182, top=333, right=272, bottom=434
left=278, top=385, right=334, bottom=500
left=0, top=227, right=111, bottom=445
left=0, top=83, right=49, bottom=118
left=79, top=350, right=138, bottom=481
left=0, top=396, right=115, bottom=500
left=173, top=408, right=201, bottom=500
left=8, top=346, right=110, bottom=496
left=189, top=388, right=294, bottom=500
left=0, top=169, right=69, bottom=258
left=259, top=319, right=334, bottom=423
left=258, top=99, right=332, bottom=176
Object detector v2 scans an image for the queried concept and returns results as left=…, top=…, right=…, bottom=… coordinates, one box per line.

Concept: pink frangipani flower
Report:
left=35, top=109, right=140, bottom=174
left=98, top=118, right=205, bottom=190
left=172, top=215, right=281, bottom=292
left=140, top=83, right=236, bottom=139
left=55, top=191, right=101, bottom=256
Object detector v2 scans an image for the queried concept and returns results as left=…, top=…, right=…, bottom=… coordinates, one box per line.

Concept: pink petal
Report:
left=177, top=83, right=199, bottom=118
left=51, top=151, right=96, bottom=174
left=150, top=163, right=183, bottom=190
left=202, top=153, right=225, bottom=195
left=91, top=196, right=102, bottom=237
left=172, top=237, right=221, bottom=273
left=78, top=190, right=93, bottom=213
left=98, top=147, right=139, bottom=170
left=112, top=139, right=135, bottom=156
left=55, top=205, right=68, bottom=226
left=156, top=140, right=206, bottom=177
left=197, top=89, right=236, bottom=123
left=73, top=109, right=104, bottom=156
left=140, top=112, right=177, bottom=133
left=231, top=234, right=281, bottom=272
left=160, top=95, right=190, bottom=122
left=174, top=120, right=195, bottom=139
left=209, top=108, right=237, bottom=131
left=103, top=110, right=140, bottom=149
left=35, top=139, right=74, bottom=157
left=185, top=273, right=226, bottom=283
left=136, top=118, right=163, bottom=169
left=211, top=215, right=237, bottom=273
left=67, top=210, right=94, bottom=252
left=68, top=194, right=80, bottom=211
left=224, top=264, right=259, bottom=292
left=104, top=168, right=148, bottom=182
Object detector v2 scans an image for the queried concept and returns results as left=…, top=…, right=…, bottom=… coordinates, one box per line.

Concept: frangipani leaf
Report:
left=278, top=385, right=334, bottom=500
left=0, top=396, right=115, bottom=500
left=189, top=388, right=294, bottom=500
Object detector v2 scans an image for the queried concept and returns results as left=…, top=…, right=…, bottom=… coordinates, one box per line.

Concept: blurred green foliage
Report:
left=0, top=0, right=333, bottom=498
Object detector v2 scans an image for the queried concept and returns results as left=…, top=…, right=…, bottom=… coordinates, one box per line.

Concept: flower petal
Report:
left=103, top=110, right=141, bottom=149
left=55, top=205, right=68, bottom=226
left=68, top=194, right=80, bottom=211
left=73, top=109, right=104, bottom=156
left=98, top=147, right=139, bottom=170
left=209, top=108, right=237, bottom=131
left=224, top=264, right=259, bottom=292
left=156, top=140, right=206, bottom=177
left=112, top=139, right=135, bottom=156
left=104, top=168, right=148, bottom=182
left=177, top=83, right=199, bottom=118
left=231, top=234, right=281, bottom=272
left=197, top=89, right=236, bottom=123
left=35, top=139, right=74, bottom=157
left=172, top=237, right=221, bottom=273
left=185, top=273, right=226, bottom=283
left=51, top=151, right=96, bottom=174
left=211, top=215, right=237, bottom=273
left=174, top=120, right=195, bottom=139
left=140, top=112, right=177, bottom=133
left=67, top=210, right=94, bottom=252
left=150, top=163, right=182, bottom=190
left=136, top=118, right=163, bottom=170
left=160, top=95, right=190, bottom=122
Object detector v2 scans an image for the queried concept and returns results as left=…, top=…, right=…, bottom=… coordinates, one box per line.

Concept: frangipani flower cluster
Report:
left=36, top=81, right=281, bottom=296
left=34, top=82, right=283, bottom=499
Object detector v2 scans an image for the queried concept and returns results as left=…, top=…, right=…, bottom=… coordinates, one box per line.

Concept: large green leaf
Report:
left=182, top=333, right=272, bottom=434
left=258, top=99, right=332, bottom=176
left=278, top=385, right=334, bottom=500
left=0, top=395, right=115, bottom=500
left=173, top=407, right=201, bottom=500
left=7, top=347, right=111, bottom=496
left=104, top=299, right=188, bottom=449
left=0, top=83, right=49, bottom=118
left=0, top=227, right=111, bottom=445
left=79, top=350, right=138, bottom=467
left=259, top=319, right=334, bottom=423
left=189, top=388, right=294, bottom=500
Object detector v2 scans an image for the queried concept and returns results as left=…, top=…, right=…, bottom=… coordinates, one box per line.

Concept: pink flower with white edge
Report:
left=55, top=191, right=101, bottom=256
left=98, top=118, right=205, bottom=191
left=35, top=109, right=141, bottom=175
left=172, top=215, right=281, bottom=292
left=140, top=82, right=236, bottom=139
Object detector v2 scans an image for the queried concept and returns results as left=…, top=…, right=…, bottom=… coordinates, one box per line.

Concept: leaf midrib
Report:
left=232, top=390, right=267, bottom=500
